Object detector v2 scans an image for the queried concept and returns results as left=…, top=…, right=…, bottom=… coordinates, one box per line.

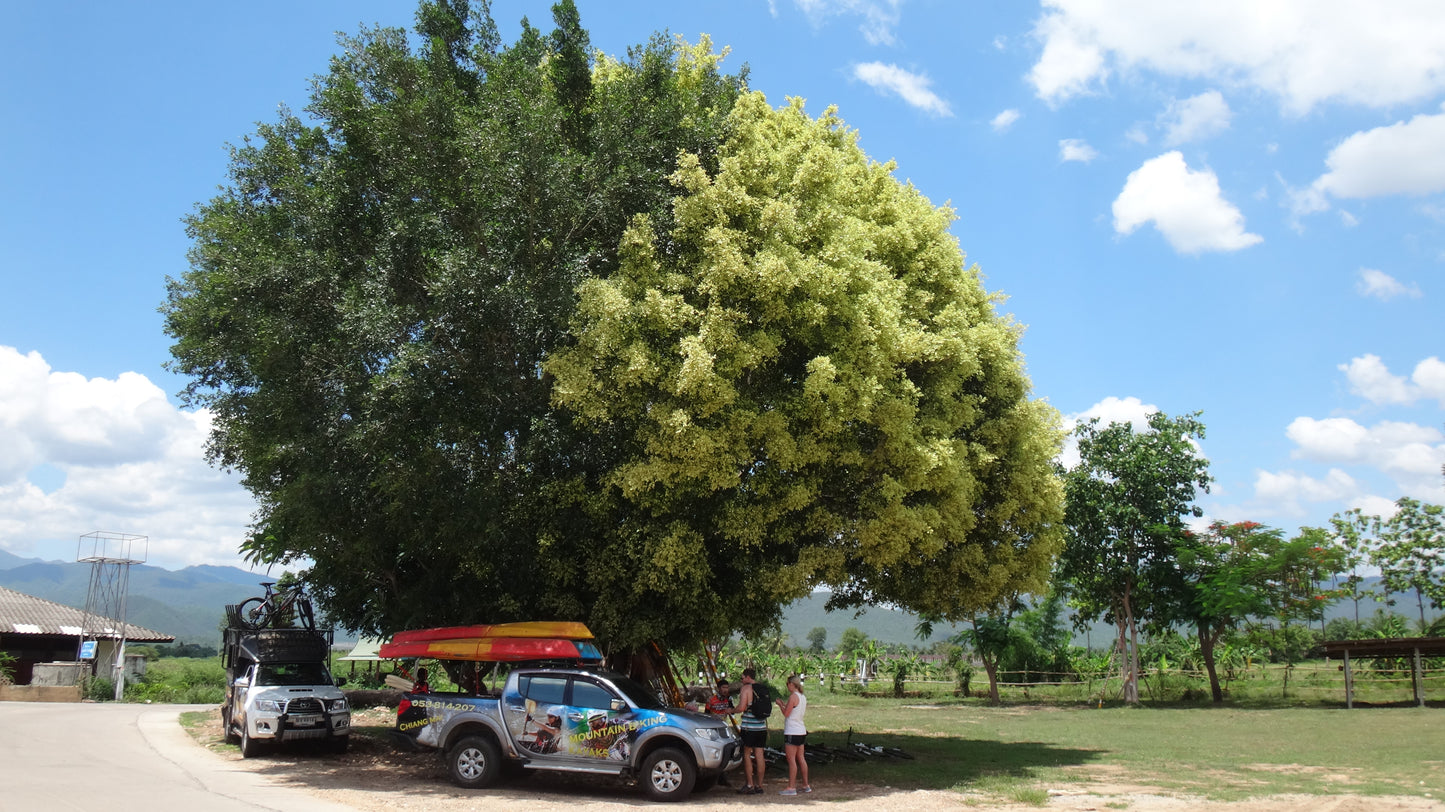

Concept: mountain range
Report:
left=0, top=548, right=267, bottom=644
left=0, top=548, right=957, bottom=647
left=0, top=548, right=1425, bottom=648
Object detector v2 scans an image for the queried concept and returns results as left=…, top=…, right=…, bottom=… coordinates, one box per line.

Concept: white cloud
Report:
left=1058, top=396, right=1158, bottom=468
left=1356, top=268, right=1422, bottom=301
left=1287, top=416, right=1444, bottom=484
left=1305, top=104, right=1445, bottom=208
left=0, top=346, right=256, bottom=570
left=1339, top=210, right=1359, bottom=228
left=1124, top=125, right=1148, bottom=145
left=1254, top=468, right=1361, bottom=508
left=1027, top=1, right=1445, bottom=114
left=853, top=62, right=953, bottom=116
left=1339, top=354, right=1445, bottom=407
left=1272, top=357, right=1445, bottom=513
left=1160, top=90, right=1231, bottom=145
left=1112, top=151, right=1263, bottom=254
left=991, top=108, right=1021, bottom=132
left=1059, top=138, right=1098, bottom=163
left=796, top=0, right=903, bottom=46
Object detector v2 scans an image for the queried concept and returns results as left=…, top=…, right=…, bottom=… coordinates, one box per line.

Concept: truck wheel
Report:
left=240, top=723, right=263, bottom=759
left=447, top=735, right=501, bottom=789
left=640, top=747, right=695, bottom=801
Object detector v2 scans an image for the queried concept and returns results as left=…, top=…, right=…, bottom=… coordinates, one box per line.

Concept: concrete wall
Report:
left=32, top=661, right=87, bottom=687
left=0, top=684, right=83, bottom=702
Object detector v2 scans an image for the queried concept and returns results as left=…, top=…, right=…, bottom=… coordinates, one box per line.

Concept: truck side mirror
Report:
left=610, top=698, right=626, bottom=712
left=234, top=676, right=250, bottom=689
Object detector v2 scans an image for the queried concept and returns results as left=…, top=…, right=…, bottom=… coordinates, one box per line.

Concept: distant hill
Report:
left=0, top=548, right=37, bottom=570
left=1, top=550, right=1432, bottom=650
left=0, top=555, right=269, bottom=645
left=778, top=591, right=968, bottom=650
left=781, top=577, right=1436, bottom=652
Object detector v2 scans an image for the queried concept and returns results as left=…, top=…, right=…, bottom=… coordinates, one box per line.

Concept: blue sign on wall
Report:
left=79, top=640, right=97, bottom=660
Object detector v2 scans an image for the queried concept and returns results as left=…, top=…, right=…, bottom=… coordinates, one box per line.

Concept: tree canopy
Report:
left=163, top=1, right=1063, bottom=651
left=1056, top=410, right=1211, bottom=703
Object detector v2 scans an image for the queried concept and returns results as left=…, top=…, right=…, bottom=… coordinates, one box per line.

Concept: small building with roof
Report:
left=0, top=584, right=173, bottom=688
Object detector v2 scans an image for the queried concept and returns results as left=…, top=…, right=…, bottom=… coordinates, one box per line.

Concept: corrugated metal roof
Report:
left=1321, top=637, right=1445, bottom=659
left=0, top=585, right=173, bottom=642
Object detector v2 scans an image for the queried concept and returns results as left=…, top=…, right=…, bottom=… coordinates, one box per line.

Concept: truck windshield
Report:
left=607, top=675, right=667, bottom=710
left=256, top=663, right=332, bottom=686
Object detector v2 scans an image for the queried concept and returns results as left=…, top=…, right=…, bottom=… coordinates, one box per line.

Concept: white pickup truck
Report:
left=221, top=628, right=351, bottom=757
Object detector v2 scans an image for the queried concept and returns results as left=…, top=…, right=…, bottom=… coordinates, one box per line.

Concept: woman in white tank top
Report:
left=775, top=674, right=811, bottom=795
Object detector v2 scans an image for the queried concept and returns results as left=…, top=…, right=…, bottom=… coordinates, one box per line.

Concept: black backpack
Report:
left=747, top=683, right=772, bottom=718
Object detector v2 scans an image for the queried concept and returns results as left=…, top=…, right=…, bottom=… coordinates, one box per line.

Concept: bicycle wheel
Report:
left=236, top=597, right=269, bottom=630
left=296, top=597, right=315, bottom=630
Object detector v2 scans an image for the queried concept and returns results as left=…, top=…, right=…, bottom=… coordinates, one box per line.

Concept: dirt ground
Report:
left=188, top=708, right=1443, bottom=812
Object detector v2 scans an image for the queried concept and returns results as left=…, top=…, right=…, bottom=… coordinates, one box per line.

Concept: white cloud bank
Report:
left=1057, top=396, right=1158, bottom=469
left=1251, top=355, right=1445, bottom=518
left=0, top=346, right=256, bottom=570
left=853, top=62, right=953, bottom=116
left=1339, top=354, right=1445, bottom=407
left=1293, top=104, right=1445, bottom=217
left=1160, top=90, right=1231, bottom=146
left=796, top=0, right=903, bottom=46
left=1113, top=151, right=1262, bottom=254
left=1028, top=0, right=1445, bottom=113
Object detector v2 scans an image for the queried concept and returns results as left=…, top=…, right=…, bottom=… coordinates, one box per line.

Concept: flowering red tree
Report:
left=1164, top=522, right=1344, bottom=701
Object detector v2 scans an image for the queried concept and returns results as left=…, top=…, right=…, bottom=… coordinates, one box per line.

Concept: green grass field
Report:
left=158, top=655, right=1443, bottom=805
left=793, top=693, right=1442, bottom=805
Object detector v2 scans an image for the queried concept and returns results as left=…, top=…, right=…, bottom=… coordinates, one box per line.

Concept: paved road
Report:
left=0, top=701, right=351, bottom=812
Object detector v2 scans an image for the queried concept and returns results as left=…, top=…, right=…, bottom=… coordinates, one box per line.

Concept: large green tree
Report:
left=1057, top=411, right=1211, bottom=703
left=164, top=1, right=1062, bottom=651
left=547, top=92, right=1065, bottom=638
left=1375, top=497, right=1445, bottom=629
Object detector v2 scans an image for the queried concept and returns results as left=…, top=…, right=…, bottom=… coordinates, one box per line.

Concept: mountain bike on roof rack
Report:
left=235, top=581, right=316, bottom=631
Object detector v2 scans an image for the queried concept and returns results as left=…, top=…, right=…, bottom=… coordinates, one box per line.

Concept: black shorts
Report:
left=783, top=734, right=806, bottom=746
left=740, top=729, right=768, bottom=748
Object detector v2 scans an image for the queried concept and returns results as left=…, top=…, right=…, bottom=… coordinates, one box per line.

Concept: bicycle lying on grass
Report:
left=846, top=728, right=914, bottom=760
left=763, top=731, right=912, bottom=771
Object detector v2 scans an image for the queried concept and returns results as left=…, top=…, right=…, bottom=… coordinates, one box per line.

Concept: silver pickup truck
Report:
left=395, top=665, right=739, bottom=801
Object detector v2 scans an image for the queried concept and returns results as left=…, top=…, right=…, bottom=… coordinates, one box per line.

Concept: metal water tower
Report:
left=76, top=531, right=146, bottom=701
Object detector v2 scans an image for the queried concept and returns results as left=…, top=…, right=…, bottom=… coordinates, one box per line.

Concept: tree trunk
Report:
left=983, top=657, right=1001, bottom=705
left=1122, top=586, right=1140, bottom=704
left=1198, top=623, right=1223, bottom=703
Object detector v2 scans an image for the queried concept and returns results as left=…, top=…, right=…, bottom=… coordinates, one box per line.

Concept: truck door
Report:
left=570, top=677, right=634, bottom=763
left=506, top=674, right=569, bottom=757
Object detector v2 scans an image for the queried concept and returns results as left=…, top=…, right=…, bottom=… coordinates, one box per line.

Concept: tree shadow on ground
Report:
left=797, top=728, right=1104, bottom=790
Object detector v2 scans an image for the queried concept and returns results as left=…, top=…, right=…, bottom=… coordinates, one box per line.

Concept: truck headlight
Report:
left=254, top=700, right=284, bottom=713
left=327, top=697, right=350, bottom=712
left=694, top=727, right=723, bottom=742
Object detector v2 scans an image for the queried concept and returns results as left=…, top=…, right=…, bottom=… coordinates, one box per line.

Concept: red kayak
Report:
left=387, top=621, right=594, bottom=644
left=379, top=621, right=602, bottom=662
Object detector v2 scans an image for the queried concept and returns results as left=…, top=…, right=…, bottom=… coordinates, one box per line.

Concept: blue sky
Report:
left=2, top=0, right=1442, bottom=572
